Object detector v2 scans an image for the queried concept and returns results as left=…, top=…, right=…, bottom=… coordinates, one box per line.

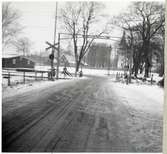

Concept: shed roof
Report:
left=2, top=55, right=36, bottom=63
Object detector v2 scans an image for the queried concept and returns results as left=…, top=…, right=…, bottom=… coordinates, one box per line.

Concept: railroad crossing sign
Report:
left=49, top=54, right=54, bottom=60
left=45, top=41, right=59, bottom=60
left=46, top=41, right=59, bottom=51
left=45, top=41, right=59, bottom=80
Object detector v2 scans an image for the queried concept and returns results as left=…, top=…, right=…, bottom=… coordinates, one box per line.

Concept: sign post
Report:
left=46, top=41, right=59, bottom=80
left=56, top=33, right=60, bottom=80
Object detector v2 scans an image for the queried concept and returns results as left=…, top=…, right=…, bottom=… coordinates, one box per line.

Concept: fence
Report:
left=2, top=68, right=51, bottom=87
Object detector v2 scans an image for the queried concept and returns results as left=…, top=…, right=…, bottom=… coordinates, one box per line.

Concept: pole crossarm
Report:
left=60, top=36, right=120, bottom=42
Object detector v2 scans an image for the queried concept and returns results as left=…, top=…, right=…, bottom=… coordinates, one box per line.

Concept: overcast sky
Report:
left=4, top=0, right=165, bottom=55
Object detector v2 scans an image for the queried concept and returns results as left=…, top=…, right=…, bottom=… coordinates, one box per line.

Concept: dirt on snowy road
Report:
left=2, top=76, right=163, bottom=152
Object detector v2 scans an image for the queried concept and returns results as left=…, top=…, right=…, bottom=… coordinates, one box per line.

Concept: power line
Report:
left=53, top=2, right=58, bottom=44
left=59, top=32, right=122, bottom=39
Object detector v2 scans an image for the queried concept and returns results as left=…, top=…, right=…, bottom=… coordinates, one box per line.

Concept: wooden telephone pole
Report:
left=51, top=2, right=58, bottom=80
left=56, top=33, right=60, bottom=80
left=46, top=2, right=58, bottom=80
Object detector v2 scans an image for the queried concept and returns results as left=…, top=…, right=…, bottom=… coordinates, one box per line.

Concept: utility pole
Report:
left=54, top=2, right=58, bottom=45
left=56, top=33, right=60, bottom=80
left=50, top=2, right=58, bottom=80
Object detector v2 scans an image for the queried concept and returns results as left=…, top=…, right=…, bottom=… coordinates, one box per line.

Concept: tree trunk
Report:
left=75, top=61, right=80, bottom=77
left=159, top=51, right=164, bottom=77
left=144, top=58, right=150, bottom=77
left=143, top=40, right=150, bottom=78
left=144, top=65, right=149, bottom=77
left=159, top=63, right=164, bottom=77
left=134, top=63, right=139, bottom=77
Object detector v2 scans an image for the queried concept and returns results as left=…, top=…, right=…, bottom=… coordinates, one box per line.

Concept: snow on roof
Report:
left=2, top=54, right=20, bottom=58
left=2, top=55, right=36, bottom=63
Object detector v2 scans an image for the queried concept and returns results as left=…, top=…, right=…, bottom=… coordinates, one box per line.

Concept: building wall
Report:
left=86, top=43, right=111, bottom=68
left=2, top=56, right=35, bottom=68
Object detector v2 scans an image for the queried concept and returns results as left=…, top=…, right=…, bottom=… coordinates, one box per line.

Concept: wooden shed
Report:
left=2, top=56, right=35, bottom=69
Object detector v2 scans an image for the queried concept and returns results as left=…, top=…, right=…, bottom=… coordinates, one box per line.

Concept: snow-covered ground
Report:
left=35, top=65, right=122, bottom=76
left=2, top=73, right=163, bottom=152
left=2, top=65, right=120, bottom=88
left=36, top=65, right=163, bottom=84
left=108, top=80, right=163, bottom=152
left=3, top=64, right=162, bottom=88
left=137, top=72, right=163, bottom=83
left=110, top=81, right=163, bottom=115
left=2, top=76, right=88, bottom=99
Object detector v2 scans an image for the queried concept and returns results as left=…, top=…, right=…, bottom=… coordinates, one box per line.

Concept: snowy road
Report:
left=2, top=76, right=163, bottom=152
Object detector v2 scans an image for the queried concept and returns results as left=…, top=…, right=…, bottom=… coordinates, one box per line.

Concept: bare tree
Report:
left=14, top=37, right=32, bottom=56
left=133, top=2, right=165, bottom=77
left=61, top=2, right=107, bottom=76
left=2, top=2, right=23, bottom=51
left=113, top=1, right=165, bottom=77
left=150, top=26, right=165, bottom=76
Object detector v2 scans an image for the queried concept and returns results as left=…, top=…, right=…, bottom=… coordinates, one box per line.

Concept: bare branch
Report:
left=2, top=2, right=23, bottom=49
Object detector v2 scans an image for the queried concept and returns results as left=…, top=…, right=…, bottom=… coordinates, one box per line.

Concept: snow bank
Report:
left=110, top=82, right=164, bottom=116
left=35, top=65, right=124, bottom=77
left=107, top=80, right=163, bottom=152
left=2, top=76, right=88, bottom=99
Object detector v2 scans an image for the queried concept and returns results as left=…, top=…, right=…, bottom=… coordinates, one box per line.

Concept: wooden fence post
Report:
left=8, top=72, right=10, bottom=86
left=35, top=71, right=37, bottom=81
left=48, top=72, right=50, bottom=80
left=41, top=72, right=43, bottom=80
left=23, top=71, right=25, bottom=84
